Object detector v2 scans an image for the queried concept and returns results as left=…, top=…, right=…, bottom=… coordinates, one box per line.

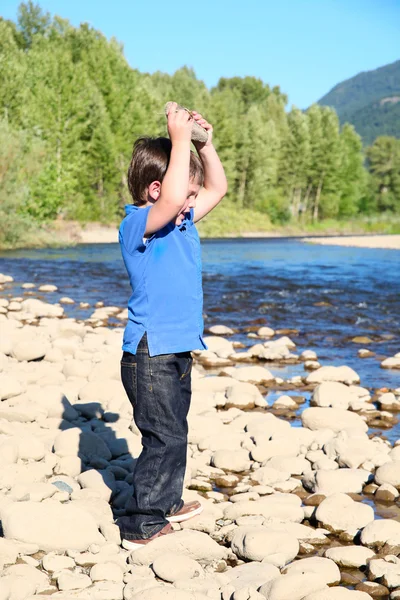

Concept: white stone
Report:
left=324, top=546, right=375, bottom=568
left=203, top=336, right=234, bottom=358
left=259, top=573, right=327, bottom=600
left=225, top=493, right=303, bottom=523
left=225, top=382, right=264, bottom=410
left=63, top=359, right=93, bottom=378
left=42, top=552, right=75, bottom=572
left=323, top=435, right=379, bottom=469
left=225, top=562, right=280, bottom=591
left=230, top=526, right=299, bottom=566
left=0, top=374, right=24, bottom=400
left=28, top=385, right=79, bottom=420
left=301, top=350, right=318, bottom=360
left=39, top=284, right=58, bottom=292
left=16, top=435, right=46, bottom=461
left=251, top=439, right=300, bottom=463
left=306, top=365, right=360, bottom=385
left=55, top=456, right=83, bottom=478
left=257, top=327, right=275, bottom=337
left=230, top=365, right=275, bottom=384
left=311, top=382, right=356, bottom=409
left=265, top=456, right=311, bottom=476
left=283, top=556, right=340, bottom=585
left=361, top=519, right=400, bottom=550
left=273, top=395, right=298, bottom=409
left=57, top=570, right=92, bottom=590
left=315, top=493, right=374, bottom=533
left=21, top=298, right=64, bottom=317
left=250, top=466, right=290, bottom=486
left=151, top=553, right=203, bottom=583
left=12, top=340, right=50, bottom=361
left=381, top=356, right=400, bottom=369
left=60, top=297, right=75, bottom=304
left=375, top=461, right=400, bottom=488
left=77, top=469, right=116, bottom=501
left=10, top=482, right=58, bottom=502
left=8, top=301, right=22, bottom=311
left=302, top=407, right=368, bottom=433
left=368, top=557, right=400, bottom=588
left=53, top=428, right=112, bottom=461
left=212, top=449, right=251, bottom=473
left=209, top=325, right=234, bottom=335
left=90, top=561, right=124, bottom=582
left=378, top=392, right=400, bottom=410
left=304, top=468, right=371, bottom=496
left=129, top=530, right=229, bottom=566
left=1, top=500, right=105, bottom=552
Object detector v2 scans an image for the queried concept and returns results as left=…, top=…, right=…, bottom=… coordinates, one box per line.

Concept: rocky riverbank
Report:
left=0, top=272, right=399, bottom=600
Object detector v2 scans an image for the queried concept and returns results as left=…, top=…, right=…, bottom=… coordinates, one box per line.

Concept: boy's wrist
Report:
left=171, top=139, right=191, bottom=148
left=194, top=142, right=215, bottom=153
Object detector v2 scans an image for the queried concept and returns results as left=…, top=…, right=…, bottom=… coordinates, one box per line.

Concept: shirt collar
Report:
left=125, top=204, right=139, bottom=216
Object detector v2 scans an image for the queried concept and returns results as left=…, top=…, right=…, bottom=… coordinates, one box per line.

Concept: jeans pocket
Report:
left=178, top=354, right=193, bottom=380
left=121, top=361, right=137, bottom=408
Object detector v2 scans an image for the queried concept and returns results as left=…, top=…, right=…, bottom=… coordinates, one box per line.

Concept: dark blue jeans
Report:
left=117, top=333, right=192, bottom=540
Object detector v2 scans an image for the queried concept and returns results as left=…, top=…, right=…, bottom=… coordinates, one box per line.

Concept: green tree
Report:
left=0, top=117, right=44, bottom=245
left=279, top=107, right=310, bottom=219
left=17, top=1, right=50, bottom=49
left=366, top=136, right=400, bottom=212
left=338, top=124, right=366, bottom=217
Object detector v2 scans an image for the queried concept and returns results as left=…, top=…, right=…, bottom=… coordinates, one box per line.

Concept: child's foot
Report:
left=167, top=500, right=203, bottom=523
left=121, top=523, right=174, bottom=551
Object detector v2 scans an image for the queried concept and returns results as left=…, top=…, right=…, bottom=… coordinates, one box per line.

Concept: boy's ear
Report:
left=148, top=181, right=161, bottom=202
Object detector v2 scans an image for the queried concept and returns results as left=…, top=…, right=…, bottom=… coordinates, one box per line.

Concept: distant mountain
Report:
left=317, top=60, right=400, bottom=145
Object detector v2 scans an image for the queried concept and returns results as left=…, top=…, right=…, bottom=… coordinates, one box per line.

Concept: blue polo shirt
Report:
left=119, top=204, right=207, bottom=357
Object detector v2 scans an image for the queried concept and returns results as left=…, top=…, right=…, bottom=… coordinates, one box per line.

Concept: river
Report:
left=1, top=238, right=399, bottom=392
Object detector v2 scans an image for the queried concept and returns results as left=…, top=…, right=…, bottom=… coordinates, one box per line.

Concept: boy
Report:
left=116, top=103, right=227, bottom=549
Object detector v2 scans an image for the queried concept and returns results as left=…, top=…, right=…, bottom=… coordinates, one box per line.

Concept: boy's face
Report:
left=174, top=179, right=201, bottom=226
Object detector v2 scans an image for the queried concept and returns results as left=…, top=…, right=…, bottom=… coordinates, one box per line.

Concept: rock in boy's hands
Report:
left=191, top=111, right=213, bottom=148
left=167, top=102, right=193, bottom=144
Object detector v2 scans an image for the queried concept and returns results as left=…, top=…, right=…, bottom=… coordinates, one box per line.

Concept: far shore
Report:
left=77, top=226, right=400, bottom=250
left=2, top=221, right=400, bottom=251
left=303, top=234, right=400, bottom=250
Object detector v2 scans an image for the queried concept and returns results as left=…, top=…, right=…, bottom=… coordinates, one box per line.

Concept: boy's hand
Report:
left=191, top=111, right=213, bottom=149
left=167, top=102, right=193, bottom=144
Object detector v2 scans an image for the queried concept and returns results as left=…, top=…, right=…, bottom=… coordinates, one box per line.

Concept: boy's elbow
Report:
left=219, top=180, right=228, bottom=199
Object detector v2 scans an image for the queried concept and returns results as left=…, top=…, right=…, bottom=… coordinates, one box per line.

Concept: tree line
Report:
left=1, top=2, right=399, bottom=246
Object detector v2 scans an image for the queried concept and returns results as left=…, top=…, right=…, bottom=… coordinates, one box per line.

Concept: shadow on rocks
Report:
left=56, top=395, right=138, bottom=520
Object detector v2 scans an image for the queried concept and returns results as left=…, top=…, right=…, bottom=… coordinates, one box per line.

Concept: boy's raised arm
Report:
left=145, top=103, right=192, bottom=236
left=191, top=112, right=228, bottom=223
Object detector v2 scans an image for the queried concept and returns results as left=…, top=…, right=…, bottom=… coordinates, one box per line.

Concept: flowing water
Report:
left=1, top=238, right=399, bottom=439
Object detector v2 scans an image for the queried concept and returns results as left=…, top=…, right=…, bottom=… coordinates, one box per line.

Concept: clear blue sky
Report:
left=2, top=0, right=399, bottom=108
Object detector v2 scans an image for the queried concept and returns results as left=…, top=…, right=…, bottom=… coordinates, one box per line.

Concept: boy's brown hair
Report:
left=128, top=137, right=204, bottom=206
